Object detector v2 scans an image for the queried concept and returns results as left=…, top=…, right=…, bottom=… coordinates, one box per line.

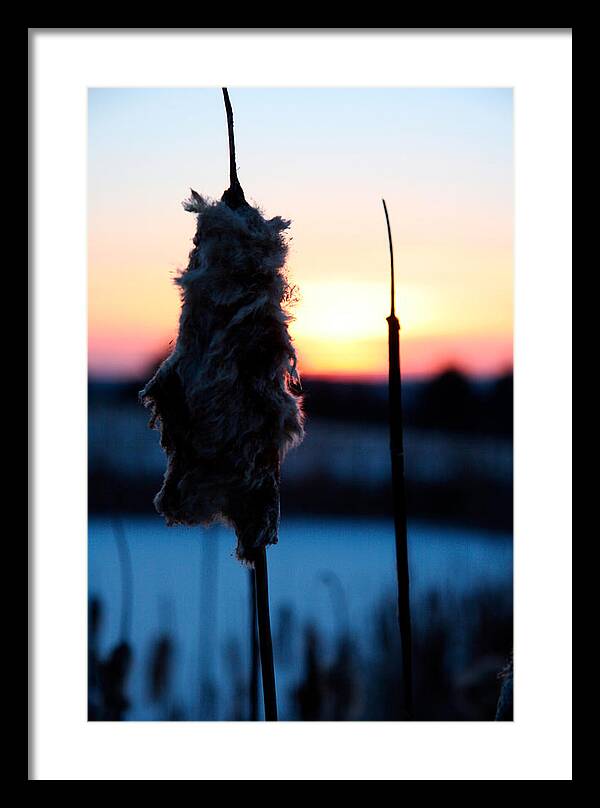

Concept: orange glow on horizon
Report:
left=88, top=88, right=513, bottom=382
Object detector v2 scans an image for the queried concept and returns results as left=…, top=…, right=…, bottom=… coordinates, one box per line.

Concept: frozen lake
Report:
left=89, top=516, right=512, bottom=720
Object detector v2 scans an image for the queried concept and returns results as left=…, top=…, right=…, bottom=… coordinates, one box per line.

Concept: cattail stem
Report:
left=383, top=199, right=414, bottom=719
left=249, top=569, right=260, bottom=721
left=221, top=87, right=246, bottom=208
left=254, top=548, right=278, bottom=720
left=222, top=87, right=238, bottom=188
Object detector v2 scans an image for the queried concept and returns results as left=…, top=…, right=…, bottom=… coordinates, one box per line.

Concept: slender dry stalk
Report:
left=253, top=548, right=277, bottom=720
left=221, top=88, right=246, bottom=209
left=382, top=199, right=414, bottom=718
left=248, top=569, right=260, bottom=720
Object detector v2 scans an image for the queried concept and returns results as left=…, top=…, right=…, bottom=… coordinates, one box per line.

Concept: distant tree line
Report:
left=88, top=368, right=513, bottom=530
left=93, top=354, right=513, bottom=438
left=300, top=369, right=513, bottom=437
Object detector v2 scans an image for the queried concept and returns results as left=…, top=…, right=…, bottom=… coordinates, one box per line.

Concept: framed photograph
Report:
left=30, top=28, right=572, bottom=780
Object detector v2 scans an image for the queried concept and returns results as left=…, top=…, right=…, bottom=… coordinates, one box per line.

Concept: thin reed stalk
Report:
left=221, top=87, right=247, bottom=209
left=253, top=548, right=278, bottom=720
left=382, top=199, right=414, bottom=718
left=249, top=569, right=260, bottom=720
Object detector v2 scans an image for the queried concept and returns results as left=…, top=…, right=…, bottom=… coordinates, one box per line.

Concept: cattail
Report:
left=141, top=88, right=303, bottom=719
left=495, top=655, right=513, bottom=720
left=383, top=199, right=414, bottom=718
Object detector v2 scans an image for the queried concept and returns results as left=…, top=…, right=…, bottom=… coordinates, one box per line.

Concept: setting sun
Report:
left=88, top=88, right=512, bottom=380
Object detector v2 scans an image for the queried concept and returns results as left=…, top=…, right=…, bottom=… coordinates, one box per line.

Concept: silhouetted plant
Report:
left=274, top=603, right=296, bottom=670
left=98, top=641, right=132, bottom=721
left=294, top=627, right=324, bottom=720
left=139, top=88, right=304, bottom=722
left=327, top=635, right=359, bottom=720
left=147, top=635, right=174, bottom=709
left=495, top=655, right=513, bottom=721
left=366, top=602, right=404, bottom=720
left=382, top=199, right=414, bottom=717
left=293, top=625, right=360, bottom=721
left=319, top=571, right=350, bottom=635
left=223, top=638, right=246, bottom=721
left=88, top=596, right=103, bottom=720
left=88, top=595, right=133, bottom=721
left=412, top=593, right=453, bottom=720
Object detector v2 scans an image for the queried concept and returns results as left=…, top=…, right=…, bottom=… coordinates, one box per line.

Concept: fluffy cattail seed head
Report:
left=141, top=193, right=304, bottom=562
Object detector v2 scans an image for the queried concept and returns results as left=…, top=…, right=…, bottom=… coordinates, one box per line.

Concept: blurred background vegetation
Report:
left=88, top=367, right=513, bottom=721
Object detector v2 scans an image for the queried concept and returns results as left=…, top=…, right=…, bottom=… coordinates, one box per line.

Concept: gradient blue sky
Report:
left=89, top=87, right=513, bottom=379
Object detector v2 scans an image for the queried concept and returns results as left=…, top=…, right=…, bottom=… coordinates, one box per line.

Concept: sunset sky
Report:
left=88, top=88, right=512, bottom=381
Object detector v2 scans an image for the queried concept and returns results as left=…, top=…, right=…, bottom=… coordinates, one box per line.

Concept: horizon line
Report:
left=88, top=365, right=513, bottom=386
